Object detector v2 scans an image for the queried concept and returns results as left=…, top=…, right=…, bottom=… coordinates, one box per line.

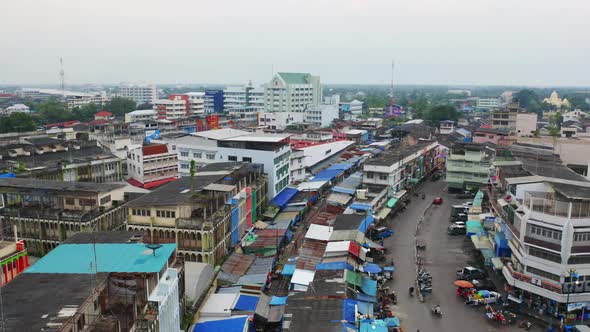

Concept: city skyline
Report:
left=2, top=0, right=589, bottom=87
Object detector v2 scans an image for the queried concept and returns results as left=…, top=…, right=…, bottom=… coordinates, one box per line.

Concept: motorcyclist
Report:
left=433, top=305, right=441, bottom=315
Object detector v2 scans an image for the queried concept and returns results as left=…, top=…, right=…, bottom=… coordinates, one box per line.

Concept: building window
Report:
left=79, top=199, right=96, bottom=206
left=180, top=151, right=189, bottom=157
left=65, top=198, right=75, bottom=205
left=228, top=155, right=238, bottom=161
left=181, top=163, right=189, bottom=169
left=574, top=232, right=590, bottom=242
left=194, top=152, right=202, bottom=158
left=206, top=154, right=215, bottom=160
left=529, top=247, right=561, bottom=263
left=526, top=266, right=560, bottom=282
left=243, top=157, right=252, bottom=163
left=379, top=174, right=388, bottom=180
left=99, top=195, right=111, bottom=205
left=366, top=172, right=374, bottom=179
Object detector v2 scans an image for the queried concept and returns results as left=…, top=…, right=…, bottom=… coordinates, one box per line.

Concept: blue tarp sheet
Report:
left=233, top=294, right=259, bottom=311
left=356, top=293, right=377, bottom=303
left=316, top=262, right=354, bottom=271
left=350, top=203, right=372, bottom=211
left=357, top=301, right=373, bottom=316
left=270, top=187, right=299, bottom=209
left=357, top=215, right=375, bottom=233
left=359, top=321, right=388, bottom=332
left=343, top=299, right=357, bottom=322
left=192, top=316, right=248, bottom=332
left=270, top=296, right=288, bottom=306
left=332, top=187, right=356, bottom=195
left=361, top=277, right=377, bottom=296
left=312, top=168, right=344, bottom=182
left=0, top=173, right=15, bottom=178
left=326, top=162, right=354, bottom=171
left=281, top=264, right=296, bottom=276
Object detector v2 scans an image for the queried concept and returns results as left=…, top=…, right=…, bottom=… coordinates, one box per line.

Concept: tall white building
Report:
left=153, top=97, right=187, bottom=120
left=1, top=104, right=30, bottom=116
left=305, top=104, right=339, bottom=128
left=185, top=92, right=205, bottom=115
left=224, top=84, right=265, bottom=113
left=477, top=97, right=501, bottom=110
left=19, top=88, right=109, bottom=109
left=159, top=128, right=291, bottom=197
left=339, top=99, right=364, bottom=119
left=264, top=72, right=321, bottom=113
left=119, top=83, right=158, bottom=105
left=125, top=109, right=157, bottom=123
left=148, top=268, right=182, bottom=332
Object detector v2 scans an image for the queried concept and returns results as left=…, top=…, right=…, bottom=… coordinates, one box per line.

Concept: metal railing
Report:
left=505, top=264, right=562, bottom=294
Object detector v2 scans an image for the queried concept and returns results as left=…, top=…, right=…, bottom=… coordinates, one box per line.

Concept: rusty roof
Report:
left=220, top=253, right=256, bottom=276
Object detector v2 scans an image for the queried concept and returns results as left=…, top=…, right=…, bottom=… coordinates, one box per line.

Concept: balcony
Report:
left=504, top=264, right=562, bottom=294
left=524, top=192, right=590, bottom=219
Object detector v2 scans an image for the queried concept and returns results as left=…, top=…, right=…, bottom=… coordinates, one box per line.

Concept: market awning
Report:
left=471, top=235, right=493, bottom=250
left=491, top=257, right=504, bottom=270
left=375, top=207, right=392, bottom=220
left=386, top=198, right=398, bottom=209
left=394, top=190, right=407, bottom=199
left=143, top=177, right=177, bottom=189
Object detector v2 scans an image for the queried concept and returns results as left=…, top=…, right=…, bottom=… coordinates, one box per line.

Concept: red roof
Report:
left=143, top=177, right=177, bottom=189
left=88, top=119, right=109, bottom=126
left=94, top=111, right=113, bottom=117
left=126, top=178, right=143, bottom=188
left=142, top=144, right=168, bottom=156
left=44, top=120, right=80, bottom=129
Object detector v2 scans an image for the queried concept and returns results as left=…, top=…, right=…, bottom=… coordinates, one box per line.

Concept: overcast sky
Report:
left=1, top=0, right=589, bottom=86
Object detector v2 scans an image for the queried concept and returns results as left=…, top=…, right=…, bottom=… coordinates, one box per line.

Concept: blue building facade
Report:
left=204, top=90, right=224, bottom=114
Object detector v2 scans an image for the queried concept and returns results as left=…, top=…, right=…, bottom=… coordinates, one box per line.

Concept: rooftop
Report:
left=25, top=243, right=176, bottom=274
left=365, top=142, right=433, bottom=167
left=126, top=162, right=263, bottom=207
left=2, top=273, right=109, bottom=332
left=550, top=182, right=590, bottom=200
left=0, top=178, right=124, bottom=194
left=277, top=72, right=312, bottom=84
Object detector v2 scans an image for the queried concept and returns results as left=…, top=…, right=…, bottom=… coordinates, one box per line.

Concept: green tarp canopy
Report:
left=386, top=197, right=398, bottom=208
left=473, top=190, right=484, bottom=207
left=345, top=270, right=362, bottom=287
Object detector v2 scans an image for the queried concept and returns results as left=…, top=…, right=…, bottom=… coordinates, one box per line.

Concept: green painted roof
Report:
left=278, top=72, right=310, bottom=84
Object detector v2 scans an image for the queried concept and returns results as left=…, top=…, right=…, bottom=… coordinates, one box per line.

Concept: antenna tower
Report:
left=390, top=60, right=395, bottom=107
left=60, top=57, right=65, bottom=97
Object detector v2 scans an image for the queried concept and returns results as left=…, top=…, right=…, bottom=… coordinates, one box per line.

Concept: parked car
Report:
left=451, top=205, right=468, bottom=218
left=478, top=291, right=501, bottom=304
left=451, top=213, right=468, bottom=222
left=453, top=221, right=466, bottom=227
left=371, top=226, right=394, bottom=240
left=462, top=202, right=474, bottom=208
left=433, top=197, right=443, bottom=205
left=447, top=224, right=466, bottom=235
left=456, top=266, right=486, bottom=280
left=456, top=191, right=476, bottom=199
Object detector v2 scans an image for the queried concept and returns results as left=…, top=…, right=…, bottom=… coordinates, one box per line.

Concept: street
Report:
left=383, top=179, right=536, bottom=331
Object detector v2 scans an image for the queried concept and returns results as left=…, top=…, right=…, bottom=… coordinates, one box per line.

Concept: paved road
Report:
left=383, top=180, right=534, bottom=331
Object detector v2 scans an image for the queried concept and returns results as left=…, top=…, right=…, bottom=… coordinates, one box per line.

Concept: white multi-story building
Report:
left=224, top=84, right=265, bottom=113
left=19, top=88, right=109, bottom=109
left=290, top=149, right=306, bottom=182
left=498, top=176, right=590, bottom=306
left=127, top=143, right=179, bottom=189
left=264, top=72, right=321, bottom=113
left=258, top=112, right=304, bottom=130
left=1, top=104, right=30, bottom=116
left=184, top=92, right=205, bottom=115
left=339, top=99, right=364, bottom=120
left=477, top=97, right=501, bottom=110
left=119, top=83, right=158, bottom=105
left=153, top=97, right=187, bottom=120
left=148, top=268, right=182, bottom=332
left=305, top=104, right=339, bottom=128
left=159, top=128, right=291, bottom=197
left=125, top=109, right=157, bottom=123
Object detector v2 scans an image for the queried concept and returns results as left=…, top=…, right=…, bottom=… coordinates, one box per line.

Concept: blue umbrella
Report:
left=364, top=263, right=382, bottom=274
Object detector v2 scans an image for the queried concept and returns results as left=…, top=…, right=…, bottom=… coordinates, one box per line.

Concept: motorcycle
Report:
left=422, top=193, right=425, bottom=199
left=431, top=306, right=443, bottom=317
left=409, top=286, right=414, bottom=296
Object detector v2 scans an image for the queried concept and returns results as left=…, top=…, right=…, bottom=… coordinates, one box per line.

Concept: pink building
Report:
left=472, top=127, right=513, bottom=146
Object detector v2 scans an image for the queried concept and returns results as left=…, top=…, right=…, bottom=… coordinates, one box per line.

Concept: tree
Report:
left=37, top=100, right=71, bottom=124
left=516, top=89, right=543, bottom=114
left=425, top=104, right=460, bottom=123
left=104, top=97, right=136, bottom=116
left=71, top=103, right=100, bottom=122
left=568, top=94, right=590, bottom=111
left=0, top=112, right=36, bottom=133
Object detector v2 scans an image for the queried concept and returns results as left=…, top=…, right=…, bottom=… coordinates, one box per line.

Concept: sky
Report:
left=1, top=0, right=589, bottom=86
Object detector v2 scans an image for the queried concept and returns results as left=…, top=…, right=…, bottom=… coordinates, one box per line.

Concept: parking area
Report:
left=383, top=180, right=540, bottom=331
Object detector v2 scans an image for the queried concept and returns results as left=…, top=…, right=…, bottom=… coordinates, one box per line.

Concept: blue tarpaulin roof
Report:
left=192, top=316, right=249, bottom=332
left=350, top=203, right=372, bottom=211
left=25, top=243, right=176, bottom=274
left=233, top=294, right=259, bottom=311
left=270, top=296, right=288, bottom=306
left=281, top=264, right=296, bottom=276
left=326, top=162, right=353, bottom=171
left=361, top=277, right=377, bottom=296
left=357, top=215, right=375, bottom=233
left=316, top=262, right=354, bottom=271
left=0, top=173, right=15, bottom=178
left=270, top=187, right=299, bottom=209
left=312, top=168, right=344, bottom=182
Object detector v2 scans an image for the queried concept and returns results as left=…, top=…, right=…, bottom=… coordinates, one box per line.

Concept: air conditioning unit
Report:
left=356, top=189, right=368, bottom=200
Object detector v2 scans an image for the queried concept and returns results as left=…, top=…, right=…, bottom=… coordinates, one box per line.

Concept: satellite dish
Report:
left=146, top=244, right=163, bottom=256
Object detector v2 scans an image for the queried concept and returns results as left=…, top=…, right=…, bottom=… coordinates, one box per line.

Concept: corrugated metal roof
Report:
left=327, top=192, right=352, bottom=206
left=25, top=243, right=176, bottom=274
left=220, top=253, right=256, bottom=276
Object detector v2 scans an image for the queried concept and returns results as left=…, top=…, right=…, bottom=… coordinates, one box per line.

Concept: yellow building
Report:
left=543, top=90, right=571, bottom=109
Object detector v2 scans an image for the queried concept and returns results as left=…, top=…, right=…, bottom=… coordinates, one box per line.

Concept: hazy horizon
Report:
left=2, top=0, right=589, bottom=87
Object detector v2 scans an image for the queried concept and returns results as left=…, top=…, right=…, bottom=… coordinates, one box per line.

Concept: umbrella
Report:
left=364, top=263, right=382, bottom=274
left=478, top=290, right=491, bottom=297
left=454, top=280, right=474, bottom=288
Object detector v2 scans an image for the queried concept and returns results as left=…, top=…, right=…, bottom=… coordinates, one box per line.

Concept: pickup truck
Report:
left=456, top=266, right=486, bottom=280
